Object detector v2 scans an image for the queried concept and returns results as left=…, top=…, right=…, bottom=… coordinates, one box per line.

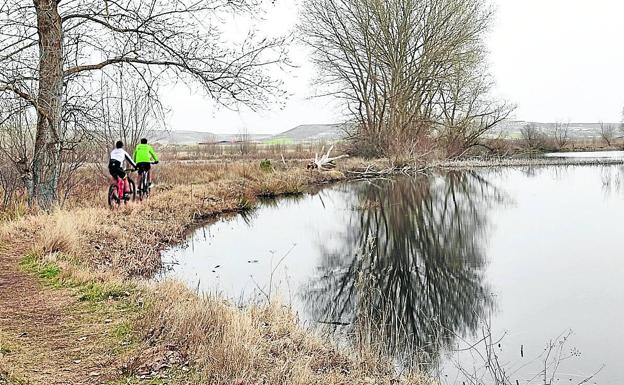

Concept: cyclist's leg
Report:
left=138, top=163, right=151, bottom=184
left=114, top=167, right=127, bottom=197
left=116, top=177, right=124, bottom=200
left=137, top=164, right=145, bottom=191
left=137, top=163, right=151, bottom=188
left=109, top=161, right=123, bottom=200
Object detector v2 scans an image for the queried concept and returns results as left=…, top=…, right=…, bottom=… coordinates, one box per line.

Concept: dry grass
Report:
left=0, top=199, right=28, bottom=224
left=0, top=332, right=14, bottom=361
left=2, top=147, right=620, bottom=383
left=131, top=281, right=429, bottom=385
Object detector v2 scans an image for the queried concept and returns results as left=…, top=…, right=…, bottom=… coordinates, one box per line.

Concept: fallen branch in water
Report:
left=345, top=164, right=429, bottom=179
left=317, top=320, right=351, bottom=326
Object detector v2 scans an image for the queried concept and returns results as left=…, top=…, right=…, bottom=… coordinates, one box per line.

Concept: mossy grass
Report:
left=78, top=281, right=132, bottom=303
left=19, top=253, right=62, bottom=285
left=19, top=253, right=137, bottom=304
left=16, top=252, right=148, bottom=376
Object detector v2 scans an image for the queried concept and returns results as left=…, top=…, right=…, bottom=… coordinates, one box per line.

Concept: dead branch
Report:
left=309, top=145, right=349, bottom=170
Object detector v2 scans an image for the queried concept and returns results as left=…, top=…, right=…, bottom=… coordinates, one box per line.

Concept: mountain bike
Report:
left=108, top=169, right=136, bottom=208
left=137, top=162, right=158, bottom=201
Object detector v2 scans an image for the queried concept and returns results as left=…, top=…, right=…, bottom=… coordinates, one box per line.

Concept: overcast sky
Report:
left=161, top=0, right=624, bottom=134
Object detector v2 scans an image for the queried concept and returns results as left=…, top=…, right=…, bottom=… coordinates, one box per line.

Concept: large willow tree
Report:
left=0, top=0, right=287, bottom=208
left=300, top=0, right=512, bottom=158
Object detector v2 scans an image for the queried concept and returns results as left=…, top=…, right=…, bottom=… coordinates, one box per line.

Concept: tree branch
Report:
left=0, top=83, right=36, bottom=107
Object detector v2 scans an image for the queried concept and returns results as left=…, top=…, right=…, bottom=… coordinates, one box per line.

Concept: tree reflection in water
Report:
left=301, top=171, right=507, bottom=369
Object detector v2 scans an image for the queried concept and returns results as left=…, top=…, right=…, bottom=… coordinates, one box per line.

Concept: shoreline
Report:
left=433, top=156, right=624, bottom=169
left=166, top=155, right=624, bottom=246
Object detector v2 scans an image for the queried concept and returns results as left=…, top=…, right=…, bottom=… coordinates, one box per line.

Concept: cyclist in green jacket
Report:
left=133, top=138, right=159, bottom=186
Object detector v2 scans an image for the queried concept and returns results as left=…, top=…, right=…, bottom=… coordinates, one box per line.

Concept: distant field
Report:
left=264, top=138, right=294, bottom=145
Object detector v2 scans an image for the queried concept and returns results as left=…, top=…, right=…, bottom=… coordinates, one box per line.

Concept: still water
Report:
left=162, top=165, right=624, bottom=384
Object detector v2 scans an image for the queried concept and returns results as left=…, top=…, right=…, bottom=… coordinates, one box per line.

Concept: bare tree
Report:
left=520, top=123, right=545, bottom=150
left=0, top=97, right=95, bottom=207
left=300, top=0, right=507, bottom=158
left=0, top=0, right=289, bottom=208
left=436, top=59, right=514, bottom=157
left=0, top=106, right=35, bottom=206
left=599, top=122, right=615, bottom=147
left=237, top=126, right=253, bottom=156
left=552, top=121, right=570, bottom=149
left=95, top=68, right=166, bottom=156
left=199, top=133, right=220, bottom=158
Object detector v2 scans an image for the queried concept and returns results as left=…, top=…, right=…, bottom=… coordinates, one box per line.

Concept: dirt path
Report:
left=0, top=250, right=121, bottom=384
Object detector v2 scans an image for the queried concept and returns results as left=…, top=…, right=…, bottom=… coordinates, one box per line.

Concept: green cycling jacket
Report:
left=133, top=143, right=159, bottom=164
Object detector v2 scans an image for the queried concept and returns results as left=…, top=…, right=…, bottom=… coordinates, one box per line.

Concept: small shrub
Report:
left=259, top=159, right=273, bottom=172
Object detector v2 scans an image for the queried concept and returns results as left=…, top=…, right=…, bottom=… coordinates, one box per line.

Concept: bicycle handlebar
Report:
left=124, top=161, right=159, bottom=172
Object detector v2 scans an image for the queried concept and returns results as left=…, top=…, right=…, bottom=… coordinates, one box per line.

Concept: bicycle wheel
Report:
left=144, top=172, right=151, bottom=199
left=138, top=173, right=146, bottom=201
left=108, top=184, right=120, bottom=208
left=126, top=179, right=137, bottom=203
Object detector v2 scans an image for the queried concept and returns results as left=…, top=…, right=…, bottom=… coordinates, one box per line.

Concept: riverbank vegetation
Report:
left=4, top=156, right=624, bottom=384
left=0, top=0, right=620, bottom=383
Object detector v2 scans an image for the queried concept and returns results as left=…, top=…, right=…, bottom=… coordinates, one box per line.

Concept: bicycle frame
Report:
left=109, top=163, right=155, bottom=208
left=137, top=162, right=157, bottom=199
left=109, top=169, right=136, bottom=208
left=141, top=170, right=150, bottom=191
left=116, top=176, right=125, bottom=201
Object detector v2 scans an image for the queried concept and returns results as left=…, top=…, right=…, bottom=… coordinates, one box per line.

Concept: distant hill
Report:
left=149, top=121, right=620, bottom=145
left=268, top=124, right=347, bottom=142
left=150, top=124, right=348, bottom=145
left=149, top=130, right=271, bottom=145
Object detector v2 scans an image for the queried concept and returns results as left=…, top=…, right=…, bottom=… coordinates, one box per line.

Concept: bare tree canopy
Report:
left=599, top=122, right=615, bottom=147
left=300, top=0, right=512, bottom=158
left=520, top=123, right=545, bottom=151
left=552, top=121, right=570, bottom=149
left=0, top=0, right=289, bottom=208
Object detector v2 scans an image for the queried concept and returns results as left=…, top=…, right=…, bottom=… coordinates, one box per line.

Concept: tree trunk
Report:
left=32, top=0, right=64, bottom=209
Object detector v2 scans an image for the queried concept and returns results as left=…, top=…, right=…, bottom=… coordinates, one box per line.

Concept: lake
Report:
left=162, top=164, right=624, bottom=384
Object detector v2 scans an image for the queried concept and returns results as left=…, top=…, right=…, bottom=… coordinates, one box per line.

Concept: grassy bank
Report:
left=0, top=158, right=430, bottom=385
